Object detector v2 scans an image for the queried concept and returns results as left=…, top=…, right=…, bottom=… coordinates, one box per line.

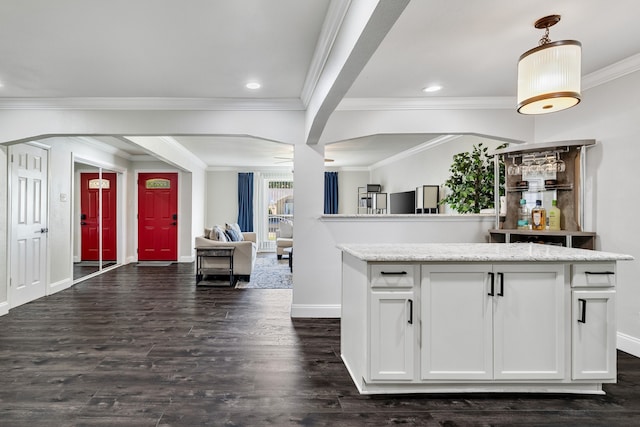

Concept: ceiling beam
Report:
left=304, top=0, right=410, bottom=145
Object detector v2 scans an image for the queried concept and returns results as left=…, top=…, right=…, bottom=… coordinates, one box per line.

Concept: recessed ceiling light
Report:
left=422, top=85, right=442, bottom=93
left=246, top=82, right=261, bottom=90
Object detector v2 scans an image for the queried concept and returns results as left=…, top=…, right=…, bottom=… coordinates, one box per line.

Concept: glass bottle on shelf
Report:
left=531, top=200, right=546, bottom=230
left=517, top=199, right=529, bottom=230
left=548, top=199, right=561, bottom=230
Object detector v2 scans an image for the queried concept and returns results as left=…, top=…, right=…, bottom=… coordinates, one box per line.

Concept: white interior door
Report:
left=9, top=143, right=48, bottom=308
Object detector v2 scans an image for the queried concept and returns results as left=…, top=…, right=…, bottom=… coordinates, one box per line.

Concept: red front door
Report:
left=80, top=173, right=117, bottom=261
left=138, top=173, right=178, bottom=261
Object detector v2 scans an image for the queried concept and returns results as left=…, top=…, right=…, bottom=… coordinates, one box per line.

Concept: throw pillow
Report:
left=278, top=219, right=293, bottom=238
left=204, top=227, right=213, bottom=239
left=226, top=228, right=240, bottom=242
left=212, top=225, right=229, bottom=242
left=225, top=223, right=244, bottom=241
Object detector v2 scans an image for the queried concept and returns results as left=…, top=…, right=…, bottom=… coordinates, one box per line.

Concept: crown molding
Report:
left=206, top=165, right=294, bottom=173
left=0, top=97, right=304, bottom=111
left=301, top=0, right=352, bottom=107
left=0, top=54, right=636, bottom=113
left=337, top=97, right=515, bottom=111
left=582, top=52, right=640, bottom=90
left=326, top=165, right=370, bottom=172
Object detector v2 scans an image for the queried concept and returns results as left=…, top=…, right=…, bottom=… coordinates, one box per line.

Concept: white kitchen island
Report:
left=339, top=243, right=633, bottom=395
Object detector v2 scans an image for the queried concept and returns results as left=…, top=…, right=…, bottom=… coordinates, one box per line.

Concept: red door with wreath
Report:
left=80, top=172, right=117, bottom=261
left=137, top=173, right=178, bottom=261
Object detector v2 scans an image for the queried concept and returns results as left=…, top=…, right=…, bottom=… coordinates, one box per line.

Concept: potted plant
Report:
left=441, top=143, right=506, bottom=214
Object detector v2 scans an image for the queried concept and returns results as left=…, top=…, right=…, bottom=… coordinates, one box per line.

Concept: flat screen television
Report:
left=390, top=190, right=416, bottom=214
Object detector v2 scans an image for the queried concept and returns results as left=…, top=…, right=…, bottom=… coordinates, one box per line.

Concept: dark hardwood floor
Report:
left=1, top=262, right=640, bottom=426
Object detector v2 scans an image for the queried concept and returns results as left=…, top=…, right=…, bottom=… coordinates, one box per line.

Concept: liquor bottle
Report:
left=517, top=199, right=529, bottom=230
left=548, top=199, right=561, bottom=230
left=531, top=200, right=546, bottom=230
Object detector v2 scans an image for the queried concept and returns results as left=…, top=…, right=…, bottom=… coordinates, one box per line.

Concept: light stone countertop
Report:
left=337, top=243, right=634, bottom=263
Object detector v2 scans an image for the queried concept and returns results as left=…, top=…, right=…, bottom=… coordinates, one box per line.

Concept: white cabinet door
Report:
left=421, top=264, right=493, bottom=380
left=493, top=264, right=565, bottom=380
left=572, top=290, right=616, bottom=380
left=370, top=291, right=415, bottom=381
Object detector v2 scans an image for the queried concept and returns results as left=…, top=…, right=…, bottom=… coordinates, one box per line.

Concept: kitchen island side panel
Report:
left=341, top=251, right=368, bottom=391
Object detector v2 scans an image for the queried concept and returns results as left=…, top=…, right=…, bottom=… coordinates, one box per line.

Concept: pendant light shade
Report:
left=517, top=15, right=582, bottom=115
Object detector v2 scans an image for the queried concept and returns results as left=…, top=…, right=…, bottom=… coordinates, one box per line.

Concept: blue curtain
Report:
left=237, top=172, right=254, bottom=232
left=324, top=171, right=339, bottom=214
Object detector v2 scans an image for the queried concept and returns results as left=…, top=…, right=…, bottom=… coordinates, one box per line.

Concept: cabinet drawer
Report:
left=370, top=264, right=415, bottom=288
left=571, top=263, right=616, bottom=288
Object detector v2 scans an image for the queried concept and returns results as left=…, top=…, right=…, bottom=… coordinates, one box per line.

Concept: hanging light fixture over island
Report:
left=517, top=15, right=582, bottom=115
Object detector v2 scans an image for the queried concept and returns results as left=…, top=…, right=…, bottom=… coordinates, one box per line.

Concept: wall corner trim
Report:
left=48, top=278, right=72, bottom=295
left=617, top=332, right=640, bottom=358
left=290, top=303, right=341, bottom=318
left=0, top=301, right=8, bottom=317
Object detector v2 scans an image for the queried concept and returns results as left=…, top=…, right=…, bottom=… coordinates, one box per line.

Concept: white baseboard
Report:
left=617, top=332, right=640, bottom=358
left=0, top=301, right=8, bottom=316
left=126, top=256, right=137, bottom=264
left=290, top=304, right=341, bottom=318
left=180, top=255, right=195, bottom=263
left=48, top=278, right=72, bottom=295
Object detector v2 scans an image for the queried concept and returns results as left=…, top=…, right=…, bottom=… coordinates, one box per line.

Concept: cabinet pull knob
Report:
left=408, top=299, right=413, bottom=324
left=585, top=271, right=615, bottom=275
left=381, top=271, right=407, bottom=275
left=497, top=272, right=504, bottom=297
left=488, top=272, right=495, bottom=296
left=578, top=298, right=587, bottom=323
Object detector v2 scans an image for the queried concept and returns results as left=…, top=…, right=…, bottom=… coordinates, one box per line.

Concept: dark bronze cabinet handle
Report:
left=578, top=299, right=587, bottom=323
left=497, top=272, right=504, bottom=297
left=380, top=271, right=407, bottom=275
left=408, top=299, right=413, bottom=324
left=585, top=271, right=615, bottom=275
left=488, top=272, right=495, bottom=296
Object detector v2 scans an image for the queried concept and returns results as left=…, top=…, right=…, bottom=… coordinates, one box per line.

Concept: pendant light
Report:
left=517, top=15, right=581, bottom=114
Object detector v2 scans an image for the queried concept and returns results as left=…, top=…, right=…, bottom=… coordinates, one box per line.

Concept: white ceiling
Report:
left=347, top=0, right=640, bottom=98
left=0, top=0, right=330, bottom=99
left=2, top=0, right=640, bottom=167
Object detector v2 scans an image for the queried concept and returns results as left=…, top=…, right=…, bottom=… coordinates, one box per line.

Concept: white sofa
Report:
left=195, top=231, right=257, bottom=281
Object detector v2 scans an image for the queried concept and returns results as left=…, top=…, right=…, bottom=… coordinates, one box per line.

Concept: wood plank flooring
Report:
left=1, top=262, right=640, bottom=426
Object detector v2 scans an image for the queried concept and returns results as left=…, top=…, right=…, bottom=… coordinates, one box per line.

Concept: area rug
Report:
left=236, top=254, right=292, bottom=289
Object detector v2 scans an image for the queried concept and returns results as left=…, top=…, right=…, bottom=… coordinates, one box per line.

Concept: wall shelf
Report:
left=491, top=139, right=596, bottom=248
left=488, top=229, right=596, bottom=250
left=506, top=183, right=573, bottom=192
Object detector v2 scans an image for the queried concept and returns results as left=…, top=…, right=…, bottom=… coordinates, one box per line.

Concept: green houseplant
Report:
left=441, top=143, right=506, bottom=214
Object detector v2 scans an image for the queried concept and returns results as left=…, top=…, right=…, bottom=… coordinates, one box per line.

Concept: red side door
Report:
left=80, top=172, right=117, bottom=261
left=138, top=173, right=178, bottom=261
